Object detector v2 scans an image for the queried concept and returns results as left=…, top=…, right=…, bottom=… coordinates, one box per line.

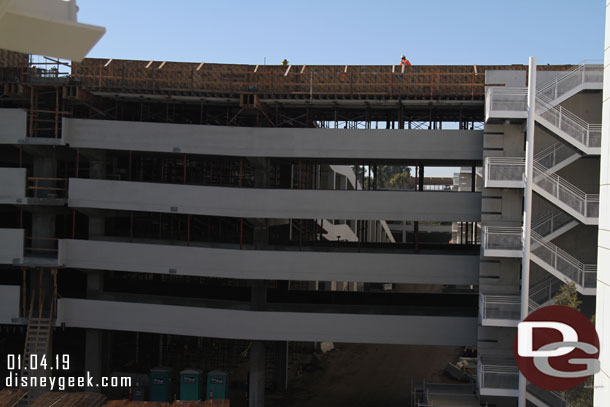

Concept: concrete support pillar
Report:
left=273, top=341, right=288, bottom=392
left=251, top=281, right=267, bottom=307
left=89, top=159, right=105, bottom=180
left=33, top=155, right=57, bottom=198
left=85, top=329, right=103, bottom=391
left=32, top=211, right=55, bottom=251
left=86, top=151, right=105, bottom=391
left=249, top=341, right=265, bottom=407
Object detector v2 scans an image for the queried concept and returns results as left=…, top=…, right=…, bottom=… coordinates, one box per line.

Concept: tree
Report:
left=552, top=281, right=582, bottom=310
left=353, top=165, right=412, bottom=190
left=552, top=280, right=592, bottom=406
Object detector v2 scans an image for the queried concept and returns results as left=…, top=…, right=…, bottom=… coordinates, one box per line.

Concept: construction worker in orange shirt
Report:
left=400, top=55, right=412, bottom=66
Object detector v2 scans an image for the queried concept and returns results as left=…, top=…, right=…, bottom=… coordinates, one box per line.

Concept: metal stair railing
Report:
left=537, top=63, right=603, bottom=104
left=529, top=276, right=562, bottom=309
left=532, top=161, right=599, bottom=219
left=531, top=209, right=575, bottom=238
left=536, top=95, right=602, bottom=149
left=480, top=226, right=596, bottom=290
left=527, top=384, right=567, bottom=407
left=530, top=231, right=596, bottom=289
left=534, top=142, right=580, bottom=171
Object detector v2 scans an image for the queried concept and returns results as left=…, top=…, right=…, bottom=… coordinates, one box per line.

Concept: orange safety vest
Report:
left=401, top=58, right=412, bottom=66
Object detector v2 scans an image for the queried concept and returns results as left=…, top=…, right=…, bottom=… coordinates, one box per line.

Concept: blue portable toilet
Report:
left=179, top=369, right=203, bottom=401
left=206, top=370, right=229, bottom=400
left=150, top=367, right=172, bottom=403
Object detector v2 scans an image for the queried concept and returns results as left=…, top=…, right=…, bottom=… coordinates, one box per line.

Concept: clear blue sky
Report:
left=78, top=0, right=605, bottom=66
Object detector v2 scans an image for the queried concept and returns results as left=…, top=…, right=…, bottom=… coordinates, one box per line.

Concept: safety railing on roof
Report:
left=70, top=59, right=497, bottom=100
left=485, top=87, right=528, bottom=119
left=531, top=231, right=596, bottom=289
left=536, top=95, right=602, bottom=149
left=537, top=63, right=603, bottom=103
left=532, top=162, right=599, bottom=218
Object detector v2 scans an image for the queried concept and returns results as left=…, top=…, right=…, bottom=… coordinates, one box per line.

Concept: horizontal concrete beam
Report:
left=63, top=118, right=483, bottom=161
left=56, top=298, right=478, bottom=345
left=0, top=167, right=26, bottom=204
left=0, top=229, right=23, bottom=265
left=68, top=178, right=481, bottom=221
left=59, top=239, right=480, bottom=285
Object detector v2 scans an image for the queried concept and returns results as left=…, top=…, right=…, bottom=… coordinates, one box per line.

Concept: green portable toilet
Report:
left=206, top=370, right=229, bottom=400
left=150, top=367, right=172, bottom=403
left=179, top=369, right=203, bottom=401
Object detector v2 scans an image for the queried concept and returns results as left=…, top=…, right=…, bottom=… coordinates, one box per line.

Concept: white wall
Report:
left=56, top=298, right=478, bottom=345
left=0, top=228, right=23, bottom=264
left=0, top=167, right=26, bottom=203
left=59, top=239, right=479, bottom=285
left=68, top=178, right=482, bottom=222
left=595, top=2, right=610, bottom=403
left=0, top=286, right=21, bottom=324
left=0, top=109, right=27, bottom=144
left=63, top=118, right=484, bottom=161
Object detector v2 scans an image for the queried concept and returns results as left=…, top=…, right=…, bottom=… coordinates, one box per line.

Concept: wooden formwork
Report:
left=0, top=388, right=27, bottom=407
left=71, top=58, right=572, bottom=100
left=0, top=50, right=28, bottom=68
left=103, top=400, right=229, bottom=407
left=30, top=392, right=107, bottom=407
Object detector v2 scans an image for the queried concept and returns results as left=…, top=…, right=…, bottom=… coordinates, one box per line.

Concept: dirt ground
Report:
left=269, top=343, right=463, bottom=407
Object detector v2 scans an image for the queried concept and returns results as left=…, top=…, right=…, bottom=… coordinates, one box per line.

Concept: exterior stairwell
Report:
left=534, top=63, right=602, bottom=155
left=482, top=207, right=593, bottom=295
left=20, top=289, right=55, bottom=404
left=537, top=63, right=603, bottom=108
left=535, top=142, right=581, bottom=174
left=532, top=160, right=599, bottom=225
left=535, top=96, right=601, bottom=155
left=530, top=230, right=596, bottom=295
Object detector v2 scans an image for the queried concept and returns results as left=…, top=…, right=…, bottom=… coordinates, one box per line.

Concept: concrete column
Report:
left=31, top=210, right=55, bottom=252
left=249, top=341, right=265, bottom=407
left=85, top=329, right=103, bottom=391
left=86, top=154, right=105, bottom=392
left=273, top=341, right=288, bottom=392
left=251, top=281, right=267, bottom=307
left=33, top=155, right=57, bottom=198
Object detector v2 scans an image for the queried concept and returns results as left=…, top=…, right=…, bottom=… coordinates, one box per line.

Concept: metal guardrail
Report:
left=479, top=292, right=520, bottom=321
left=537, top=63, right=603, bottom=103
left=485, top=87, right=528, bottom=118
left=531, top=231, right=597, bottom=289
left=534, top=142, right=579, bottom=170
left=536, top=95, right=601, bottom=149
left=531, top=209, right=575, bottom=237
left=527, top=384, right=567, bottom=407
left=481, top=226, right=596, bottom=289
left=480, top=277, right=562, bottom=325
left=483, top=156, right=598, bottom=220
left=533, top=162, right=599, bottom=218
left=478, top=360, right=519, bottom=391
left=482, top=226, right=522, bottom=252
left=484, top=157, right=525, bottom=184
